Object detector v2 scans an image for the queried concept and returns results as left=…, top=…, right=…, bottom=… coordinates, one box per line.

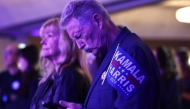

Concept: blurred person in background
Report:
left=30, top=18, right=91, bottom=109
left=177, top=47, right=190, bottom=109
left=0, top=44, right=22, bottom=109
left=156, top=46, right=181, bottom=109
left=16, top=44, right=41, bottom=109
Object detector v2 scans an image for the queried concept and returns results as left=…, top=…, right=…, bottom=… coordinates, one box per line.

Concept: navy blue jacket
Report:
left=83, top=27, right=160, bottom=109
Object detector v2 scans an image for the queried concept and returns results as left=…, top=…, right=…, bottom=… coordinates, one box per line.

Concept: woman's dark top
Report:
left=30, top=65, right=90, bottom=109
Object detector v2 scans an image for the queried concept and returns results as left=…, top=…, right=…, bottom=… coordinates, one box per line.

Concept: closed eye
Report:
left=48, top=35, right=52, bottom=37
left=75, top=34, right=81, bottom=39
left=48, top=33, right=53, bottom=37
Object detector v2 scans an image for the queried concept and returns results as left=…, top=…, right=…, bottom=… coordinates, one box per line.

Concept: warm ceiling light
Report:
left=176, top=6, right=190, bottom=23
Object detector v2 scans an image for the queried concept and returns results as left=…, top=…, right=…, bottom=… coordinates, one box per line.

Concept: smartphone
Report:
left=42, top=101, right=66, bottom=109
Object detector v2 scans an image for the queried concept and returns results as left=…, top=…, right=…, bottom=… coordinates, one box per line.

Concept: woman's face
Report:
left=40, top=26, right=61, bottom=59
left=18, top=56, right=28, bottom=72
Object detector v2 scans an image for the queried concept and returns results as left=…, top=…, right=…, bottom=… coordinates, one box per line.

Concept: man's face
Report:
left=65, top=17, right=102, bottom=56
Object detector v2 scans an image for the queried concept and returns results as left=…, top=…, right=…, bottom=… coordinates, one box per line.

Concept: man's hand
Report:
left=59, top=100, right=82, bottom=109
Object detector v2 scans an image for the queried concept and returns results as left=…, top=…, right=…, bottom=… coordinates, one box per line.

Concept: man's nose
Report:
left=76, top=40, right=85, bottom=50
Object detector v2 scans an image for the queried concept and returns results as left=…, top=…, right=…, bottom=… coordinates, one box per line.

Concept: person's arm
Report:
left=59, top=101, right=97, bottom=109
left=112, top=45, right=159, bottom=109
left=59, top=100, right=82, bottom=109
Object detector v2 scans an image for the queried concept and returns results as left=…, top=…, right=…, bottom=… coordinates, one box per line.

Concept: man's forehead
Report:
left=66, top=18, right=82, bottom=35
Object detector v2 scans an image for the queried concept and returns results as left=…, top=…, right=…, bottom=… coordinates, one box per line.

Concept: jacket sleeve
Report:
left=113, top=45, right=160, bottom=109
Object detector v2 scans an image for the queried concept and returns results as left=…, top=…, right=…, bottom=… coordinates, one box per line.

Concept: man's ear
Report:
left=93, top=13, right=103, bottom=29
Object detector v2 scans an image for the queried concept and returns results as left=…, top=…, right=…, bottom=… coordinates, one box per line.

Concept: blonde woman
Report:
left=30, top=18, right=91, bottom=109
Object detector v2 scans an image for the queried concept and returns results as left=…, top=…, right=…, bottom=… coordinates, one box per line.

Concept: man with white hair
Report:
left=59, top=0, right=160, bottom=109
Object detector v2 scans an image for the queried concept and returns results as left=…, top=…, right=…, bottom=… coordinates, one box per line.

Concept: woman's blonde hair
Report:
left=39, top=18, right=91, bottom=84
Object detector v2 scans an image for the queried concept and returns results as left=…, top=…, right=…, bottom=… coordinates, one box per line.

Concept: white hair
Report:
left=60, top=0, right=110, bottom=28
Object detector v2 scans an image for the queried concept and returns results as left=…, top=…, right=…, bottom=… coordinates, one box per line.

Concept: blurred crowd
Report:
left=0, top=44, right=41, bottom=109
left=154, top=46, right=190, bottom=109
left=0, top=43, right=190, bottom=109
